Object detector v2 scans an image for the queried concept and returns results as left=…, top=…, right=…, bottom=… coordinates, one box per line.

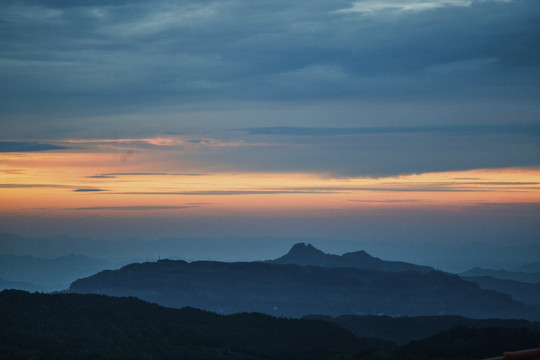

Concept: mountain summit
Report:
left=271, top=243, right=433, bottom=273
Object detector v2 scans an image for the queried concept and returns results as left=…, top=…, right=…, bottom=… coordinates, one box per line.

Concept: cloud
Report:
left=116, top=185, right=501, bottom=196
left=118, top=190, right=333, bottom=196
left=0, top=141, right=67, bottom=152
left=0, top=184, right=69, bottom=189
left=336, top=0, right=512, bottom=15
left=73, top=188, right=108, bottom=192
left=0, top=0, right=538, bottom=123
left=466, top=202, right=540, bottom=211
left=349, top=199, right=420, bottom=203
left=246, top=124, right=540, bottom=136
left=104, top=172, right=205, bottom=176
left=66, top=205, right=199, bottom=211
left=1, top=0, right=539, bottom=177
left=86, top=172, right=207, bottom=179
left=86, top=175, right=117, bottom=179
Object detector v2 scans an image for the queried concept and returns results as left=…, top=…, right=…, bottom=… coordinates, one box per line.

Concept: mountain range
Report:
left=460, top=267, right=540, bottom=284
left=69, top=243, right=540, bottom=320
left=462, top=275, right=540, bottom=306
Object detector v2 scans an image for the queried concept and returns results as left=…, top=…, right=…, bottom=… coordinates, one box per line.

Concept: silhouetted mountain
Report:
left=0, top=254, right=117, bottom=290
left=70, top=259, right=539, bottom=319
left=304, top=314, right=540, bottom=344
left=460, top=267, right=540, bottom=283
left=0, top=290, right=393, bottom=360
left=270, top=243, right=434, bottom=272
left=463, top=276, right=540, bottom=306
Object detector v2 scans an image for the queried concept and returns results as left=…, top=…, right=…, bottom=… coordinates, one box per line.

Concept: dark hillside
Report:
left=70, top=259, right=539, bottom=319
left=305, top=314, right=540, bottom=344
left=0, top=290, right=392, bottom=360
left=463, top=276, right=540, bottom=306
left=389, top=326, right=540, bottom=360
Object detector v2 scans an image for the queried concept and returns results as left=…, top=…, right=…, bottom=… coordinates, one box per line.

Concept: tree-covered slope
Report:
left=0, top=290, right=392, bottom=360
left=2, top=290, right=539, bottom=360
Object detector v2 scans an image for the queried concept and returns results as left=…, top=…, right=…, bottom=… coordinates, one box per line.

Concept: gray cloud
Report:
left=118, top=190, right=333, bottom=196
left=0, top=184, right=69, bottom=189
left=0, top=0, right=538, bottom=119
left=103, top=172, right=205, bottom=176
left=246, top=124, right=540, bottom=136
left=116, top=185, right=501, bottom=196
left=1, top=0, right=539, bottom=177
left=86, top=175, right=117, bottom=179
left=349, top=199, right=420, bottom=203
left=184, top=131, right=540, bottom=177
left=0, top=141, right=67, bottom=152
left=86, top=172, right=206, bottom=179
left=73, top=188, right=108, bottom=192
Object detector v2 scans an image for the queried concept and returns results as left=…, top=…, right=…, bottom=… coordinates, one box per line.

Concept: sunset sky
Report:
left=1, top=0, right=539, bottom=267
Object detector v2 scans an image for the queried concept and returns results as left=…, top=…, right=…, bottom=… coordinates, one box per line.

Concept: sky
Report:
left=0, top=0, right=539, bottom=269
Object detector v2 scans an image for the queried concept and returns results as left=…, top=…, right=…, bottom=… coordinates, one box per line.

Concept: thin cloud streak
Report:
left=337, top=0, right=512, bottom=15
left=349, top=199, right=421, bottom=203
left=247, top=124, right=540, bottom=137
left=117, top=190, right=333, bottom=196
left=73, top=188, right=108, bottom=192
left=66, top=205, right=199, bottom=211
left=0, top=184, right=70, bottom=189
left=0, top=141, right=67, bottom=152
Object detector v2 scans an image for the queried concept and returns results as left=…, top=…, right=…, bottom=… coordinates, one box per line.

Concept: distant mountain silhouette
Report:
left=460, top=267, right=540, bottom=284
left=463, top=275, right=540, bottom=306
left=270, top=243, right=434, bottom=272
left=70, top=259, right=539, bottom=319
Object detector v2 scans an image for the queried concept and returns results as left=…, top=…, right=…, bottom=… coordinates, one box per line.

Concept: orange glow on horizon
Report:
left=1, top=149, right=540, bottom=218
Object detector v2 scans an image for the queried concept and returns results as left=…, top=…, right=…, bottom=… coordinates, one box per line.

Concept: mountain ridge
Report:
left=460, top=267, right=540, bottom=283
left=269, top=242, right=434, bottom=272
left=69, top=257, right=539, bottom=320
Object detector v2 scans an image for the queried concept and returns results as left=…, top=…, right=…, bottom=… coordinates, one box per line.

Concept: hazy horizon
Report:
left=2, top=231, right=539, bottom=273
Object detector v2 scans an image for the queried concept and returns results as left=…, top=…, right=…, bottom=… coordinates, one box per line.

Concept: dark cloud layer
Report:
left=0, top=0, right=538, bottom=117
left=73, top=188, right=107, bottom=192
left=247, top=124, right=540, bottom=136
left=0, top=184, right=69, bottom=189
left=1, top=0, right=539, bottom=177
left=0, top=142, right=67, bottom=152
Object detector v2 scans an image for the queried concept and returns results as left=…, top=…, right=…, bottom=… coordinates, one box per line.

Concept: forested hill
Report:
left=270, top=243, right=433, bottom=272
left=70, top=259, right=539, bottom=319
left=2, top=290, right=540, bottom=360
left=0, top=290, right=391, bottom=360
